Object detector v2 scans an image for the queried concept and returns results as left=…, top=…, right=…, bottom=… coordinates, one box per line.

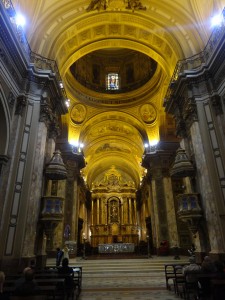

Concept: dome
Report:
left=70, top=48, right=157, bottom=94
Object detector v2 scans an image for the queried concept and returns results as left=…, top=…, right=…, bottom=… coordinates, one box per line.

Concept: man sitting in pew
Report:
left=201, top=256, right=217, bottom=274
left=57, top=258, right=75, bottom=299
left=182, top=256, right=201, bottom=282
left=0, top=271, right=10, bottom=300
left=14, top=267, right=40, bottom=296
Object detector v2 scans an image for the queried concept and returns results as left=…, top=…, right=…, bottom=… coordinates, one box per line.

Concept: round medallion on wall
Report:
left=140, top=104, right=157, bottom=124
left=71, top=104, right=86, bottom=124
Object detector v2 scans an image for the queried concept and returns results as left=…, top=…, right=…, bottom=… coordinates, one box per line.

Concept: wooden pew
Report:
left=10, top=296, right=46, bottom=300
left=5, top=266, right=82, bottom=299
left=177, top=272, right=222, bottom=300
left=164, top=263, right=188, bottom=290
left=4, top=277, right=65, bottom=300
left=210, top=278, right=225, bottom=300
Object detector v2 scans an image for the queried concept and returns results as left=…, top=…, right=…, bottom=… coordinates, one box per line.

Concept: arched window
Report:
left=106, top=73, right=119, bottom=90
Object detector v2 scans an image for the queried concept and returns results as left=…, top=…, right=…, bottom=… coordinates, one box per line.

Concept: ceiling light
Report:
left=149, top=139, right=159, bottom=146
left=15, top=14, right=26, bottom=27
left=211, top=14, right=223, bottom=27
left=65, top=99, right=70, bottom=108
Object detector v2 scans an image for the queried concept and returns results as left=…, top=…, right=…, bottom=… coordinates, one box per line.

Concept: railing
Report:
left=1, top=0, right=67, bottom=99
left=165, top=7, right=225, bottom=103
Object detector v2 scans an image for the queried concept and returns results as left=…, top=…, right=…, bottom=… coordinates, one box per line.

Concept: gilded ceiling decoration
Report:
left=71, top=104, right=86, bottom=124
left=11, top=0, right=224, bottom=189
left=86, top=0, right=146, bottom=12
left=140, top=104, right=157, bottom=124
left=92, top=165, right=135, bottom=191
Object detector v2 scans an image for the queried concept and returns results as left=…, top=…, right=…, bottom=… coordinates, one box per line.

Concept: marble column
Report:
left=60, top=146, right=85, bottom=255
left=142, top=141, right=179, bottom=249
left=163, top=177, right=179, bottom=247
left=91, top=199, right=94, bottom=225
left=128, top=197, right=131, bottom=224
left=22, top=120, right=49, bottom=258
left=133, top=199, right=137, bottom=225
left=97, top=198, right=100, bottom=224
left=65, top=161, right=79, bottom=242
left=104, top=201, right=107, bottom=224
left=121, top=202, right=124, bottom=224
left=190, top=121, right=224, bottom=255
left=123, top=198, right=128, bottom=224
left=155, top=169, right=170, bottom=245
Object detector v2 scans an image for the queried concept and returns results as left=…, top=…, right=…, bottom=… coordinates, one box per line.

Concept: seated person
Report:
left=14, top=267, right=40, bottom=296
left=58, top=258, right=74, bottom=288
left=214, top=260, right=225, bottom=278
left=58, top=258, right=74, bottom=276
left=159, top=240, right=169, bottom=255
left=182, top=256, right=201, bottom=282
left=201, top=256, right=217, bottom=273
left=199, top=257, right=219, bottom=298
left=188, top=243, right=196, bottom=257
left=0, top=271, right=10, bottom=300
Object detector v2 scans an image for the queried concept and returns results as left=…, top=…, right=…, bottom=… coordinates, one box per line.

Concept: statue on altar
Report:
left=110, top=203, right=119, bottom=222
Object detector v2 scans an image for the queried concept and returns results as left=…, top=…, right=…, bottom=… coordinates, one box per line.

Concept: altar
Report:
left=98, top=243, right=135, bottom=253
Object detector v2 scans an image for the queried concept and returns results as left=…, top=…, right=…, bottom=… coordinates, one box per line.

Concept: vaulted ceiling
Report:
left=12, top=0, right=224, bottom=189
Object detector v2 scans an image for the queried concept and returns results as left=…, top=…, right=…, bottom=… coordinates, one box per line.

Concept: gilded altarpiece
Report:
left=90, top=166, right=139, bottom=247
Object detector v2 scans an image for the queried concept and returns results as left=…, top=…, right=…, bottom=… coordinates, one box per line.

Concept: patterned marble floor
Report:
left=47, top=256, right=188, bottom=300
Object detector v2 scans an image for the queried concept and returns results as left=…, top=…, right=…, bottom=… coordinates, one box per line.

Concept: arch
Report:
left=76, top=111, right=147, bottom=188
left=61, top=38, right=172, bottom=78
left=79, top=110, right=149, bottom=143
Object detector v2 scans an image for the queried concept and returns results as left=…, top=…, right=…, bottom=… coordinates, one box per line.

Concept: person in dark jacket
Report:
left=58, top=258, right=75, bottom=299
left=56, top=247, right=64, bottom=266
left=0, top=271, right=10, bottom=300
left=201, top=256, right=217, bottom=273
left=14, top=267, right=40, bottom=296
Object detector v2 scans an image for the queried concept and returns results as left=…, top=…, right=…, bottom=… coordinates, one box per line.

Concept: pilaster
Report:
left=142, top=141, right=179, bottom=251
left=59, top=144, right=86, bottom=255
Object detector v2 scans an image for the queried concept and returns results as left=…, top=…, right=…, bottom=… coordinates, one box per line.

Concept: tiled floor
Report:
left=47, top=256, right=188, bottom=300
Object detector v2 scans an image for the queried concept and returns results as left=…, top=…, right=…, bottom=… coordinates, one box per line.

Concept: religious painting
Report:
left=71, top=104, right=86, bottom=124
left=140, top=104, right=157, bottom=124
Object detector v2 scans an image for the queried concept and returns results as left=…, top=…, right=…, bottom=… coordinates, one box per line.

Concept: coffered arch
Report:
left=76, top=111, right=148, bottom=188
left=56, top=16, right=180, bottom=75
left=79, top=110, right=149, bottom=142
left=23, top=3, right=205, bottom=60
left=62, top=38, right=171, bottom=81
